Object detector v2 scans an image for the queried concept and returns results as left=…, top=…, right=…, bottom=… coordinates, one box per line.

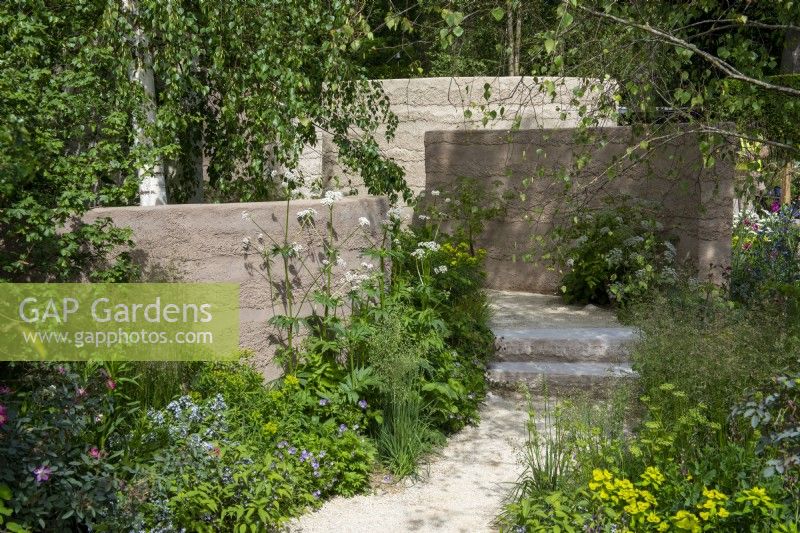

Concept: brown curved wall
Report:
left=423, top=127, right=734, bottom=293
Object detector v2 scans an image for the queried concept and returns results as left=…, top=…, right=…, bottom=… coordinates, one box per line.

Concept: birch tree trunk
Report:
left=514, top=5, right=522, bottom=76
left=780, top=28, right=800, bottom=206
left=506, top=1, right=515, bottom=76
left=124, top=0, right=167, bottom=206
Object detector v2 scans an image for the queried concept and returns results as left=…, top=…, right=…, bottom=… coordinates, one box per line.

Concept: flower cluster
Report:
left=321, top=190, right=344, bottom=207
left=695, top=487, right=729, bottom=521
left=588, top=469, right=662, bottom=529
left=297, top=208, right=318, bottom=223
left=410, top=241, right=441, bottom=259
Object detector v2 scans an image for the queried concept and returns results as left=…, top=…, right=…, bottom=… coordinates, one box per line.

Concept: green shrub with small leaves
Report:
left=554, top=205, right=678, bottom=306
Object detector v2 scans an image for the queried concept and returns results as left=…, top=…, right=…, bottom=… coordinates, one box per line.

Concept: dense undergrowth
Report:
left=0, top=190, right=495, bottom=531
left=500, top=207, right=800, bottom=532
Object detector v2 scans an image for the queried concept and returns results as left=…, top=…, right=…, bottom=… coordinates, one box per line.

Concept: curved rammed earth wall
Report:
left=83, top=196, right=389, bottom=378
left=423, top=127, right=734, bottom=293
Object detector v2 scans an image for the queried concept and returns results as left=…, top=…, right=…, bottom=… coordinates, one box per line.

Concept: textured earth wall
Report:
left=299, top=76, right=607, bottom=194
left=83, top=197, right=389, bottom=378
left=423, top=127, right=734, bottom=293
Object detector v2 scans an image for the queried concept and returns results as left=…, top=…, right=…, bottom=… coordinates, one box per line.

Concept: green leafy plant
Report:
left=554, top=204, right=678, bottom=305
left=731, top=208, right=800, bottom=302
left=732, top=372, right=800, bottom=482
left=0, top=363, right=137, bottom=530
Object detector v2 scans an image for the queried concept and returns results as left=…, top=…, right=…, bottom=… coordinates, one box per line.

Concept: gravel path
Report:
left=289, top=392, right=533, bottom=533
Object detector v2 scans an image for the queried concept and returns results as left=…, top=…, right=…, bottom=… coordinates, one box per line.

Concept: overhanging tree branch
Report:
left=573, top=3, right=800, bottom=98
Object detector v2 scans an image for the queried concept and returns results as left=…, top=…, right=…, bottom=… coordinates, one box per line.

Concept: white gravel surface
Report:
left=289, top=392, right=533, bottom=533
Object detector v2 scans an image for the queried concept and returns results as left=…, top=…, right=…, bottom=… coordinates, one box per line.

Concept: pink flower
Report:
left=89, top=447, right=101, bottom=459
left=0, top=385, right=11, bottom=395
left=76, top=387, right=87, bottom=398
left=771, top=201, right=781, bottom=213
left=0, top=404, right=7, bottom=426
left=57, top=366, right=66, bottom=375
left=105, top=379, right=116, bottom=390
left=33, top=465, right=51, bottom=483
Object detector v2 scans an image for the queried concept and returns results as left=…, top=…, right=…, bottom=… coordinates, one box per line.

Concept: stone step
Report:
left=494, top=326, right=637, bottom=363
left=487, top=361, right=638, bottom=397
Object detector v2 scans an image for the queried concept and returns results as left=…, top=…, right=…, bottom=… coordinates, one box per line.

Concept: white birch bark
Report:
left=124, top=0, right=167, bottom=206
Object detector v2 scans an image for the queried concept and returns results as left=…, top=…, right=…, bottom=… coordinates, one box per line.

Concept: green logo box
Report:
left=0, top=283, right=240, bottom=361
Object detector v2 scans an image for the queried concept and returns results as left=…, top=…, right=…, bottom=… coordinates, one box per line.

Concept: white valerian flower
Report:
left=322, top=259, right=330, bottom=266
left=418, top=215, right=430, bottom=221
left=431, top=190, right=441, bottom=197
left=282, top=170, right=298, bottom=187
left=358, top=217, right=370, bottom=228
left=291, top=242, right=304, bottom=255
left=321, top=190, right=344, bottom=207
left=241, top=211, right=251, bottom=220
left=419, top=241, right=440, bottom=252
left=411, top=248, right=426, bottom=259
left=361, top=262, right=374, bottom=270
left=296, top=208, right=317, bottom=221
left=444, top=197, right=452, bottom=203
left=387, top=207, right=404, bottom=220
left=433, top=265, right=448, bottom=274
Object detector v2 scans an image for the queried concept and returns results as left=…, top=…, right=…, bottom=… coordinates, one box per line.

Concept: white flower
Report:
left=322, top=259, right=330, bottom=266
left=431, top=190, right=441, bottom=197
left=418, top=215, right=430, bottom=221
left=411, top=248, right=426, bottom=259
left=358, top=217, right=370, bottom=228
left=241, top=211, right=251, bottom=220
left=297, top=208, right=318, bottom=221
left=321, top=190, right=344, bottom=207
left=433, top=265, right=448, bottom=274
left=291, top=242, right=304, bottom=254
left=623, top=236, right=644, bottom=247
left=361, top=262, right=374, bottom=270
left=387, top=207, right=404, bottom=220
left=282, top=170, right=298, bottom=188
left=444, top=198, right=452, bottom=203
left=419, top=241, right=440, bottom=251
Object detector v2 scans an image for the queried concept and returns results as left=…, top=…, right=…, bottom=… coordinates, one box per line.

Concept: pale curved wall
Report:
left=83, top=196, right=389, bottom=379
left=299, top=76, right=608, bottom=194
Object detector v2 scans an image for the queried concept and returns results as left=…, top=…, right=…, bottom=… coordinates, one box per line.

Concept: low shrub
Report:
left=499, top=385, right=799, bottom=532
left=628, top=282, right=800, bottom=424
left=553, top=204, right=678, bottom=306
left=732, top=372, right=800, bottom=482
left=0, top=362, right=137, bottom=530
left=731, top=208, right=800, bottom=302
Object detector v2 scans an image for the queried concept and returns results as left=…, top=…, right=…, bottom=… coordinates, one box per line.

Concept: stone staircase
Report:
left=487, top=291, right=638, bottom=397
